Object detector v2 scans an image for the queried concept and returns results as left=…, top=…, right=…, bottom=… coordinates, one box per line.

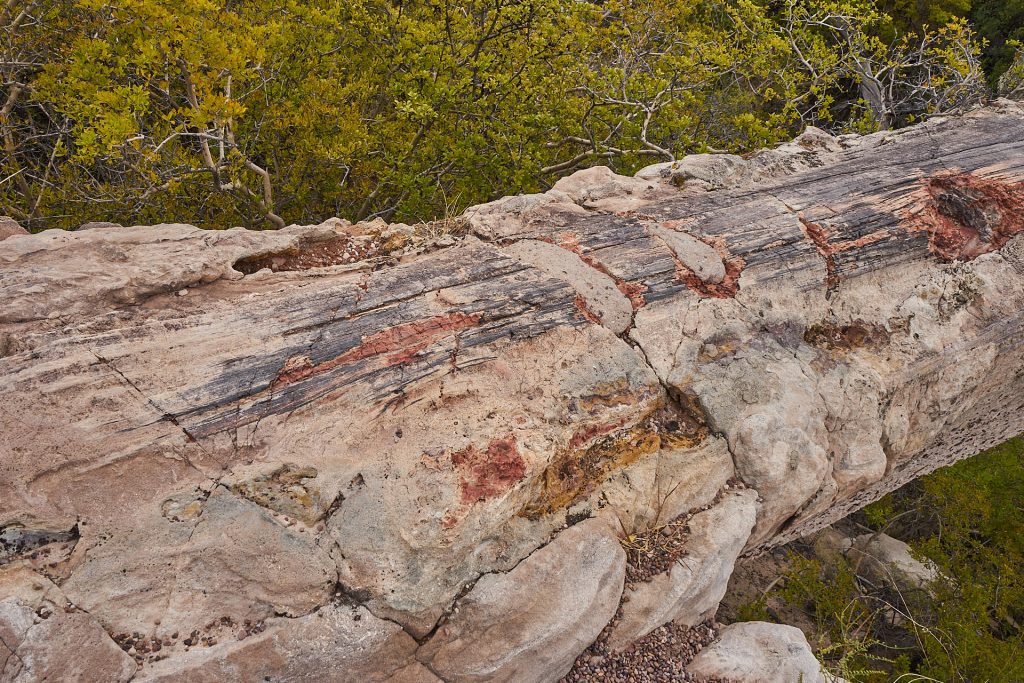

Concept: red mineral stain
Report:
left=573, top=294, right=602, bottom=325
left=274, top=355, right=316, bottom=386
left=451, top=435, right=527, bottom=504
left=567, top=417, right=630, bottom=451
left=386, top=341, right=431, bottom=366
left=675, top=256, right=745, bottom=299
left=672, top=232, right=745, bottom=299
left=549, top=230, right=648, bottom=311
left=557, top=231, right=582, bottom=252
left=903, top=171, right=1024, bottom=262
left=273, top=311, right=482, bottom=387
left=339, top=312, right=481, bottom=365
left=616, top=280, right=648, bottom=310
left=799, top=216, right=840, bottom=293
left=799, top=216, right=892, bottom=295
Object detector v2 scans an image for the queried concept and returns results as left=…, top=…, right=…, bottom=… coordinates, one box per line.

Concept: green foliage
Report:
left=0, top=0, right=1001, bottom=230
left=880, top=0, right=973, bottom=33
left=734, top=594, right=772, bottom=623
left=972, top=0, right=1024, bottom=85
left=904, top=437, right=1024, bottom=683
left=743, top=436, right=1024, bottom=682
left=863, top=495, right=895, bottom=529
left=1000, top=42, right=1024, bottom=97
left=772, top=553, right=894, bottom=682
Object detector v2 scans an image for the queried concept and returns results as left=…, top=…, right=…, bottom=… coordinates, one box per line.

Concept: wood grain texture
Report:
left=1, top=103, right=1023, bottom=680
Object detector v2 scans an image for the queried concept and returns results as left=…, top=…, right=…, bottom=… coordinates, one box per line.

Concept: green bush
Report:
left=737, top=436, right=1024, bottom=682
left=0, top=0, right=990, bottom=231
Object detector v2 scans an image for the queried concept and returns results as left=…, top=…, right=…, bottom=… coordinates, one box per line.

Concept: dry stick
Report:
left=178, top=61, right=222, bottom=191
left=29, top=127, right=63, bottom=218
left=0, top=82, right=33, bottom=212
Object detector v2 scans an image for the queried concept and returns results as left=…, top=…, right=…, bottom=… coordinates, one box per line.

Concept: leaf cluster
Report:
left=0, top=0, right=999, bottom=230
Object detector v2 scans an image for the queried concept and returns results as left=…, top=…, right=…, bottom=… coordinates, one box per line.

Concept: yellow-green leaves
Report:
left=0, top=0, right=994, bottom=230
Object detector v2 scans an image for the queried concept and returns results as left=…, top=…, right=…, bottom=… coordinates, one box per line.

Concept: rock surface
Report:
left=2, top=103, right=1024, bottom=680
left=134, top=602, right=434, bottom=683
left=687, top=621, right=830, bottom=683
left=417, top=518, right=625, bottom=683
left=605, top=490, right=757, bottom=651
left=848, top=532, right=940, bottom=591
left=502, top=239, right=635, bottom=334
left=0, top=217, right=26, bottom=241
left=0, top=567, right=136, bottom=683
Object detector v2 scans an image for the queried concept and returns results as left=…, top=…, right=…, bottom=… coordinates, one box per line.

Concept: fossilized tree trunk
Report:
left=2, top=102, right=1024, bottom=683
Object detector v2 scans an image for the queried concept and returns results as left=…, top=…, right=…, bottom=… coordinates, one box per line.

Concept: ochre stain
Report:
left=273, top=311, right=481, bottom=387
left=903, top=171, right=1024, bottom=262
left=451, top=435, right=528, bottom=504
left=232, top=464, right=323, bottom=524
left=520, top=394, right=709, bottom=518
left=523, top=422, right=662, bottom=518
left=574, top=377, right=652, bottom=414
left=656, top=392, right=710, bottom=449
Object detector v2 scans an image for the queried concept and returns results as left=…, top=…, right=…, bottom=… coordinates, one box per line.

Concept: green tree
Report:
left=880, top=0, right=973, bottom=33
left=742, top=437, right=1024, bottom=682
left=774, top=0, right=985, bottom=130
left=0, top=0, right=997, bottom=231
left=901, top=438, right=1024, bottom=682
left=972, top=0, right=1024, bottom=85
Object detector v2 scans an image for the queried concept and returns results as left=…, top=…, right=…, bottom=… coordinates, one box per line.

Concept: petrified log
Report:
left=2, top=102, right=1024, bottom=682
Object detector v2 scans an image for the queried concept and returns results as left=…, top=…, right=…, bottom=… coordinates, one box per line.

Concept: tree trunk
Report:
left=2, top=103, right=1024, bottom=681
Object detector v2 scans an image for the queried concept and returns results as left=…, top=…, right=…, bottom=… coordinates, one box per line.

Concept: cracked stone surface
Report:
left=417, top=518, right=624, bottom=683
left=2, top=103, right=1024, bottom=680
left=604, top=490, right=757, bottom=651
left=501, top=239, right=634, bottom=334
left=134, top=602, right=435, bottom=683
left=649, top=225, right=727, bottom=284
left=0, top=567, right=136, bottom=683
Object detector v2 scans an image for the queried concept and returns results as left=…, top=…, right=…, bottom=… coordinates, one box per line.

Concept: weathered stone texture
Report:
left=687, top=621, right=836, bottom=683
left=0, top=567, right=136, bottom=683
left=605, top=490, right=758, bottom=651
left=417, top=518, right=625, bottom=683
left=134, top=603, right=434, bottom=683
left=2, top=102, right=1024, bottom=680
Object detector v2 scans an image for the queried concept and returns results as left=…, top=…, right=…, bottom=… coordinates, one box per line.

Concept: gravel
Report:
left=621, top=515, right=691, bottom=585
left=560, top=619, right=729, bottom=683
